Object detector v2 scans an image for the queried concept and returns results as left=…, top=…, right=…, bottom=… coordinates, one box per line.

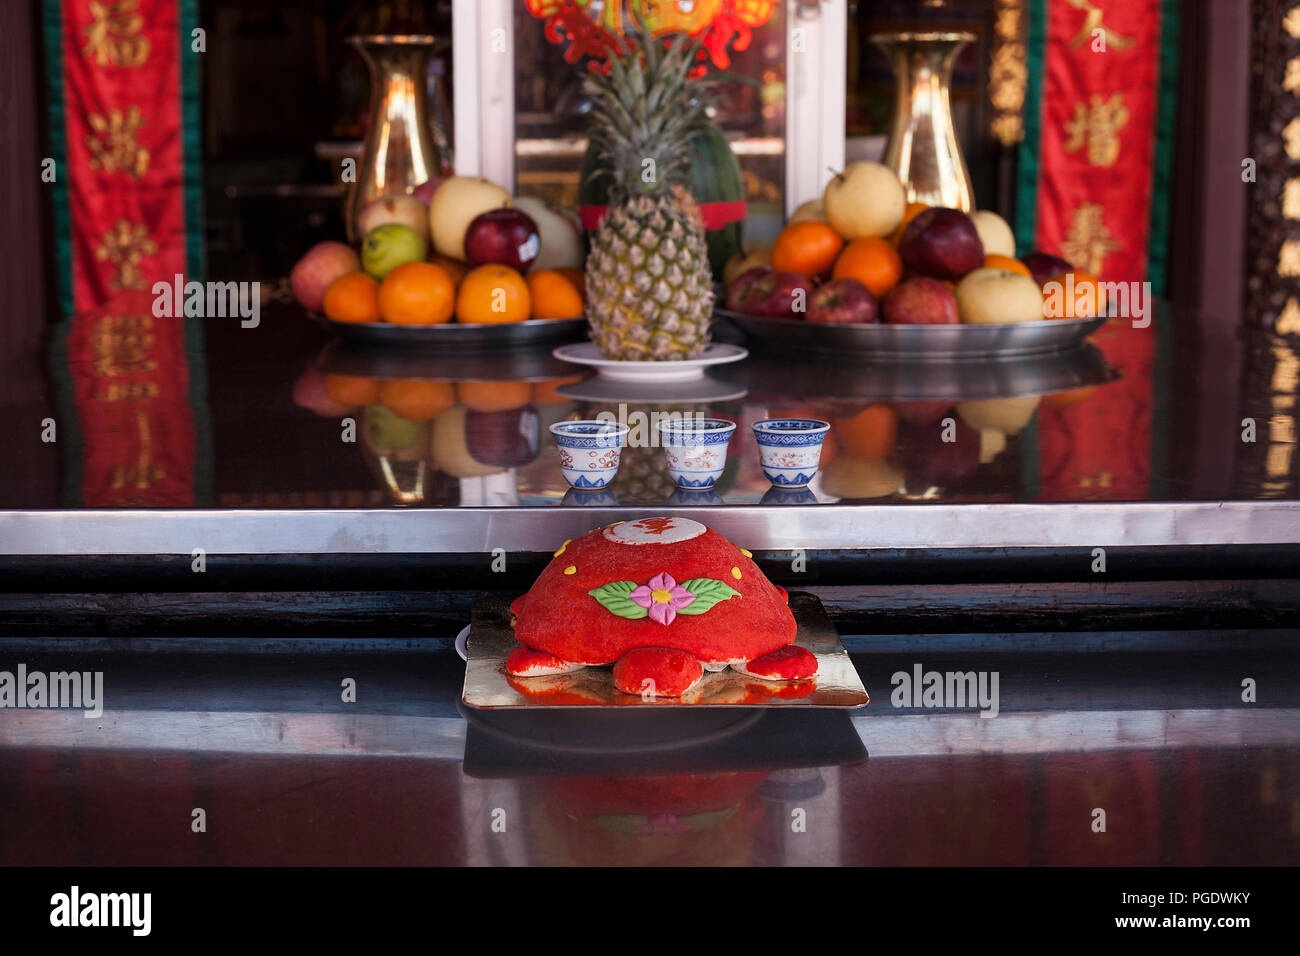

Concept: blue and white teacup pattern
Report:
left=658, top=418, right=736, bottom=489
left=752, top=418, right=830, bottom=487
left=550, top=420, right=629, bottom=490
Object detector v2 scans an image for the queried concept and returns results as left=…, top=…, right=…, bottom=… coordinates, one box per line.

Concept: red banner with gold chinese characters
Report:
left=43, top=0, right=206, bottom=507
left=1016, top=0, right=1179, bottom=502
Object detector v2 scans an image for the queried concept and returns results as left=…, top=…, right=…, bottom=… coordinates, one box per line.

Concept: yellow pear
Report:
left=956, top=396, right=1041, bottom=436
left=430, top=405, right=504, bottom=478
left=821, top=455, right=903, bottom=499
left=970, top=210, right=1016, bottom=257
left=956, top=268, right=1045, bottom=325
left=822, top=162, right=906, bottom=240
left=429, top=176, right=512, bottom=261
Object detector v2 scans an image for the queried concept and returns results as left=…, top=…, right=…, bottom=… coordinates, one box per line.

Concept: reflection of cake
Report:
left=507, top=516, right=816, bottom=697
left=534, top=772, right=770, bottom=866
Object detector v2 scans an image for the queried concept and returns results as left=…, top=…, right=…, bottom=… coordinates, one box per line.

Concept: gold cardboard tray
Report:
left=461, top=591, right=869, bottom=710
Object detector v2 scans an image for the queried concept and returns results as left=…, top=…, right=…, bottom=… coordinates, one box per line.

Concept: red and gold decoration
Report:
left=43, top=0, right=207, bottom=507
left=1015, top=0, right=1179, bottom=503
left=1246, top=0, right=1300, bottom=335
left=1015, top=0, right=1176, bottom=289
left=523, top=0, right=777, bottom=71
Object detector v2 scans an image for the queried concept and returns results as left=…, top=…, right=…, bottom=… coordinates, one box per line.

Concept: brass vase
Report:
left=873, top=31, right=976, bottom=212
left=346, top=34, right=445, bottom=241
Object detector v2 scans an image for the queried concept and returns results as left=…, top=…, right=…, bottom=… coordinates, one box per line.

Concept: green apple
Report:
left=361, top=224, right=428, bottom=280
left=363, top=405, right=424, bottom=457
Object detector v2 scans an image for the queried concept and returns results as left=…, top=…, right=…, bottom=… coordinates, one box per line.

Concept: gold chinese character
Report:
left=94, top=220, right=157, bottom=291
left=1278, top=240, right=1300, bottom=277
left=1277, top=299, right=1300, bottom=335
left=1286, top=118, right=1300, bottom=160
left=87, top=106, right=149, bottom=177
left=1065, top=0, right=1135, bottom=52
left=83, top=0, right=151, bottom=67
left=1078, top=470, right=1113, bottom=490
left=88, top=315, right=158, bottom=377
left=1286, top=58, right=1300, bottom=94
left=1285, top=7, right=1300, bottom=38
left=1061, top=203, right=1121, bottom=276
left=1063, top=93, right=1130, bottom=167
left=97, top=381, right=161, bottom=402
left=1284, top=180, right=1300, bottom=221
left=1273, top=341, right=1300, bottom=393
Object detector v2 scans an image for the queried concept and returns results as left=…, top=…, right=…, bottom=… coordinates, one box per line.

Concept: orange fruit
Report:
left=456, top=264, right=531, bottom=324
left=1043, top=270, right=1105, bottom=319
left=555, top=268, right=587, bottom=299
left=322, top=272, right=380, bottom=323
left=771, top=221, right=844, bottom=278
left=323, top=373, right=382, bottom=407
left=983, top=254, right=1032, bottom=278
left=1041, top=385, right=1100, bottom=409
left=456, top=380, right=533, bottom=412
left=531, top=375, right=583, bottom=404
left=379, top=380, right=456, bottom=421
left=428, top=253, right=469, bottom=289
left=527, top=269, right=586, bottom=319
left=377, top=262, right=455, bottom=326
left=832, top=237, right=904, bottom=296
left=832, top=404, right=899, bottom=460
left=819, top=428, right=839, bottom=466
left=890, top=202, right=930, bottom=246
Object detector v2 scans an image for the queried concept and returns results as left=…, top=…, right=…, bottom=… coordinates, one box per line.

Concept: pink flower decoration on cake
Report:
left=628, top=572, right=696, bottom=625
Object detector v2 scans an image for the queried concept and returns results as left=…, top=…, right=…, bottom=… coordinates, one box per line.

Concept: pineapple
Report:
left=583, top=24, right=720, bottom=361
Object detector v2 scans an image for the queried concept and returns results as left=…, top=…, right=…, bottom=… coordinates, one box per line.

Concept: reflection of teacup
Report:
left=562, top=487, right=620, bottom=507
left=657, top=418, right=736, bottom=489
left=760, top=485, right=818, bottom=506
left=667, top=487, right=725, bottom=507
left=751, top=419, right=830, bottom=488
left=550, top=420, right=629, bottom=490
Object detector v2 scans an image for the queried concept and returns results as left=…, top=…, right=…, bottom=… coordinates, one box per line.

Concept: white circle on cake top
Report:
left=552, top=343, right=748, bottom=382
left=603, top=516, right=707, bottom=545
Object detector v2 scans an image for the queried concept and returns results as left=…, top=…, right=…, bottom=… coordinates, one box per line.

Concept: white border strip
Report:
left=785, top=0, right=846, bottom=214
left=0, top=503, right=1296, bottom=555
left=452, top=0, right=515, bottom=187
left=1, top=709, right=1292, bottom=757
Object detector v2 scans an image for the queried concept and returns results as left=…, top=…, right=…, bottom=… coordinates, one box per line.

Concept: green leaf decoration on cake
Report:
left=588, top=580, right=649, bottom=619
left=674, top=578, right=742, bottom=615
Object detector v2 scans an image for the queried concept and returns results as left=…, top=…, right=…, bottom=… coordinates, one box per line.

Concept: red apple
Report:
left=291, top=241, right=361, bottom=312
left=465, top=208, right=541, bottom=273
left=898, top=208, right=985, bottom=280
left=807, top=278, right=879, bottom=325
left=412, top=177, right=447, bottom=206
left=748, top=270, right=817, bottom=319
left=896, top=417, right=981, bottom=490
left=291, top=367, right=354, bottom=418
left=465, top=406, right=541, bottom=467
left=892, top=399, right=955, bottom=426
left=881, top=277, right=960, bottom=325
left=725, top=266, right=772, bottom=312
left=1021, top=250, right=1075, bottom=286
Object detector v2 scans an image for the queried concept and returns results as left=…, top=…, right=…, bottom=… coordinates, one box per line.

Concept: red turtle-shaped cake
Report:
left=507, top=516, right=816, bottom=697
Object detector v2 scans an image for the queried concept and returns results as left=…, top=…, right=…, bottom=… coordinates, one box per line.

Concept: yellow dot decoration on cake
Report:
left=740, top=548, right=753, bottom=558
left=564, top=566, right=577, bottom=575
left=731, top=567, right=742, bottom=580
left=554, top=540, right=570, bottom=557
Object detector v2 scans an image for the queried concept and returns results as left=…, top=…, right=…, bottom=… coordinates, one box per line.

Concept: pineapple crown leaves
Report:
left=583, top=16, right=728, bottom=201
